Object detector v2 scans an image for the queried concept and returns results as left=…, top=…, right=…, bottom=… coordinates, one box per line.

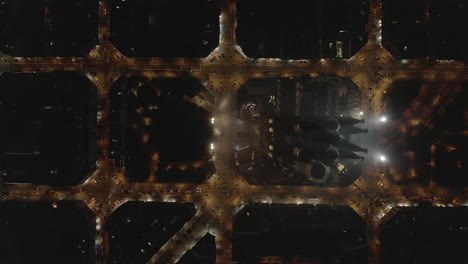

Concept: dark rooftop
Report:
left=233, top=204, right=367, bottom=264
left=383, top=0, right=468, bottom=60
left=0, top=0, right=98, bottom=57
left=177, top=233, right=216, bottom=264
left=110, top=0, right=220, bottom=57
left=0, top=72, right=97, bottom=186
left=108, top=202, right=196, bottom=264
left=237, top=0, right=369, bottom=59
left=0, top=201, right=95, bottom=264
left=380, top=206, right=468, bottom=264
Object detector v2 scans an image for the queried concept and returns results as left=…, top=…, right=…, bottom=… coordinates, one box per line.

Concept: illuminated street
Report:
left=1, top=0, right=467, bottom=264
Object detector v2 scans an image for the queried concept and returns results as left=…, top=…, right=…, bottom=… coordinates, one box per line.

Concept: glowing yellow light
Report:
left=337, top=163, right=346, bottom=172
left=142, top=134, right=149, bottom=144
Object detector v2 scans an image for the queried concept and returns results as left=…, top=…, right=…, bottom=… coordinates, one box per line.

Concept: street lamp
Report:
left=379, top=155, right=387, bottom=162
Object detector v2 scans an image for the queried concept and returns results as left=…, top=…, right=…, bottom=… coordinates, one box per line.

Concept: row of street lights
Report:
left=357, top=110, right=388, bottom=164
left=378, top=114, right=388, bottom=163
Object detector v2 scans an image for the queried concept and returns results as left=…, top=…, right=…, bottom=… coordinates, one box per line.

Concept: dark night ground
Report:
left=0, top=0, right=98, bottom=57
left=110, top=0, right=219, bottom=57
left=0, top=201, right=95, bottom=264
left=237, top=0, right=369, bottom=59
left=0, top=72, right=97, bottom=186
left=233, top=204, right=367, bottom=264
left=380, top=206, right=468, bottom=264
left=110, top=76, right=214, bottom=183
left=383, top=0, right=468, bottom=60
left=108, top=202, right=196, bottom=264
left=382, top=81, right=468, bottom=186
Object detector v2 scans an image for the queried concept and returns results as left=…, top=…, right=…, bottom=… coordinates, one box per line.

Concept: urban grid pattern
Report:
left=1, top=0, right=467, bottom=264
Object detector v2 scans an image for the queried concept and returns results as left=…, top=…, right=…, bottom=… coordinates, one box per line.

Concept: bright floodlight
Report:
left=210, top=143, right=214, bottom=150
left=211, top=117, right=214, bottom=124
left=380, top=116, right=387, bottom=122
left=379, top=155, right=387, bottom=162
left=359, top=111, right=364, bottom=116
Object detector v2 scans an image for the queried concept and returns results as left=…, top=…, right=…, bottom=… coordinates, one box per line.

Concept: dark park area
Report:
left=109, top=76, right=214, bottom=182
left=381, top=81, right=467, bottom=186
